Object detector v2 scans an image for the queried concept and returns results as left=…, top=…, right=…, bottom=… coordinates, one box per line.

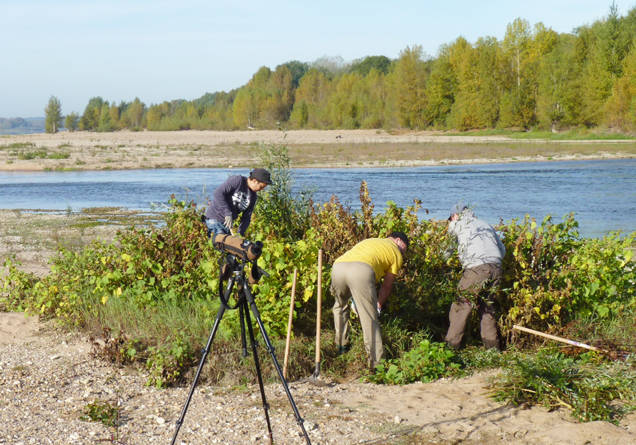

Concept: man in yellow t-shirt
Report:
left=330, top=232, right=409, bottom=369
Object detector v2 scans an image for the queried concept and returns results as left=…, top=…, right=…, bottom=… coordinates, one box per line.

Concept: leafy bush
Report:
left=146, top=337, right=195, bottom=387
left=500, top=214, right=635, bottom=339
left=367, top=340, right=460, bottom=384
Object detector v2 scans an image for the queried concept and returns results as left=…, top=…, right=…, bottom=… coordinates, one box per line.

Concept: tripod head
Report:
left=217, top=251, right=268, bottom=308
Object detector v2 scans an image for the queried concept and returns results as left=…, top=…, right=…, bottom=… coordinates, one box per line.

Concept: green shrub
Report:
left=81, top=399, right=119, bottom=427
left=367, top=340, right=460, bottom=384
left=146, top=337, right=195, bottom=387
left=491, top=349, right=635, bottom=423
left=252, top=143, right=313, bottom=240
left=500, top=214, right=635, bottom=339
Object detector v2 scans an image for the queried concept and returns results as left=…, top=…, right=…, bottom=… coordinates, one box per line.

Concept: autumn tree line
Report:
left=47, top=8, right=636, bottom=134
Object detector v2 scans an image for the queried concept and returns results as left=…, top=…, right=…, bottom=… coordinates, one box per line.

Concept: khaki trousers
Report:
left=330, top=261, right=383, bottom=368
left=445, top=263, right=502, bottom=350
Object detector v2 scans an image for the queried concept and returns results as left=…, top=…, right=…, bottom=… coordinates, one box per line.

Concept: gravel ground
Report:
left=1, top=314, right=635, bottom=445
left=0, top=317, right=404, bottom=445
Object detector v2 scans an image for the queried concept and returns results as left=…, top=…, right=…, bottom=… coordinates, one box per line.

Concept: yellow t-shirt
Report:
left=334, top=238, right=403, bottom=282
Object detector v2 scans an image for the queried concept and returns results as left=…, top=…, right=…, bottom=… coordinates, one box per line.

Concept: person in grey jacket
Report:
left=204, top=168, right=271, bottom=237
left=444, top=203, right=506, bottom=350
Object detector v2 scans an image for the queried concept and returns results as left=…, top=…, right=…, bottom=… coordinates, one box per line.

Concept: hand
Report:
left=223, top=215, right=233, bottom=229
left=377, top=302, right=382, bottom=315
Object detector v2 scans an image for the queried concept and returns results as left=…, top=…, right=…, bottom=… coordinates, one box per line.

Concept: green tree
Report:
left=579, top=5, right=625, bottom=126
left=265, top=65, right=295, bottom=124
left=289, top=69, right=333, bottom=128
left=598, top=3, right=625, bottom=77
left=232, top=66, right=272, bottom=128
left=44, top=96, right=63, bottom=133
left=64, top=112, right=79, bottom=132
left=125, top=97, right=146, bottom=129
left=536, top=34, right=581, bottom=130
left=605, top=40, right=636, bottom=130
left=79, top=97, right=105, bottom=131
left=95, top=103, right=113, bottom=132
left=108, top=104, right=121, bottom=130
left=448, top=36, right=501, bottom=130
left=425, top=44, right=457, bottom=128
left=499, top=18, right=534, bottom=128
left=200, top=90, right=236, bottom=129
left=327, top=72, right=363, bottom=128
left=358, top=68, right=390, bottom=128
left=350, top=55, right=392, bottom=76
left=391, top=45, right=429, bottom=129
left=276, top=60, right=309, bottom=88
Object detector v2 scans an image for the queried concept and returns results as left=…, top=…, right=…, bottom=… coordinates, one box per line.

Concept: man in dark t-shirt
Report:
left=204, top=168, right=271, bottom=236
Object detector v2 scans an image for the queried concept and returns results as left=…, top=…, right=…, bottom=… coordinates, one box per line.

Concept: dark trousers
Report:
left=445, top=263, right=502, bottom=350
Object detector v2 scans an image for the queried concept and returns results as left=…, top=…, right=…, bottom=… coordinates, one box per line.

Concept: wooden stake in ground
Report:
left=312, top=250, right=323, bottom=379
left=513, top=324, right=601, bottom=352
left=283, top=268, right=298, bottom=379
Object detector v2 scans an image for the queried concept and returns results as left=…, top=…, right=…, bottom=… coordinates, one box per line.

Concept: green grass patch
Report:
left=0, top=142, right=36, bottom=149
left=48, top=151, right=71, bottom=159
left=491, top=348, right=635, bottom=423
left=17, top=150, right=48, bottom=160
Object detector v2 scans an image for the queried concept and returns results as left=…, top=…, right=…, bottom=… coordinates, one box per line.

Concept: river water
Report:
left=0, top=159, right=634, bottom=238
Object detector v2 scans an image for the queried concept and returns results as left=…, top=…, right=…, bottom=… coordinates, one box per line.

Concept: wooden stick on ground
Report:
left=513, top=324, right=601, bottom=352
left=313, top=249, right=323, bottom=378
left=283, top=268, right=298, bottom=379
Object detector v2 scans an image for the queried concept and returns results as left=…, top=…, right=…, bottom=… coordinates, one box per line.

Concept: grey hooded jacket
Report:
left=448, top=209, right=506, bottom=269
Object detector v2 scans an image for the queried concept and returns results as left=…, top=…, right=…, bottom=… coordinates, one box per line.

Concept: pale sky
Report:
left=1, top=0, right=634, bottom=117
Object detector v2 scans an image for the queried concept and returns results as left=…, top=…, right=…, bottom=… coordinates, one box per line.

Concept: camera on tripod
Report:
left=212, top=233, right=266, bottom=285
left=212, top=233, right=263, bottom=262
left=172, top=234, right=310, bottom=445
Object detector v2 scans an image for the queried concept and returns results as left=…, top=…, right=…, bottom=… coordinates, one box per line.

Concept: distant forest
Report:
left=0, top=117, right=44, bottom=134
left=68, top=7, right=636, bottom=133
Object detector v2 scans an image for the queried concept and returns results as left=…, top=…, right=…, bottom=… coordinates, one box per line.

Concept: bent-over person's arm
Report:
left=377, top=272, right=396, bottom=310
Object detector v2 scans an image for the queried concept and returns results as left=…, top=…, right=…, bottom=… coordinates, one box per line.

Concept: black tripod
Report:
left=171, top=254, right=311, bottom=445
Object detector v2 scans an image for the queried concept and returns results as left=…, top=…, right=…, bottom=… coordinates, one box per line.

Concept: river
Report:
left=0, top=159, right=634, bottom=238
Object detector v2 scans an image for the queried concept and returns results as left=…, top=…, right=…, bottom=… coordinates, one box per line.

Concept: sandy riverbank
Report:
left=1, top=129, right=634, bottom=171
left=1, top=312, right=634, bottom=444
left=1, top=198, right=635, bottom=444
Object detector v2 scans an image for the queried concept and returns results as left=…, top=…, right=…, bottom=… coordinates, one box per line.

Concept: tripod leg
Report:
left=171, top=303, right=227, bottom=445
left=244, top=287, right=312, bottom=444
left=239, top=304, right=248, bottom=357
left=242, top=300, right=274, bottom=444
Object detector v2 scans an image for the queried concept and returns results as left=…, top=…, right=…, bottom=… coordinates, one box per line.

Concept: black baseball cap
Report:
left=250, top=168, right=272, bottom=184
